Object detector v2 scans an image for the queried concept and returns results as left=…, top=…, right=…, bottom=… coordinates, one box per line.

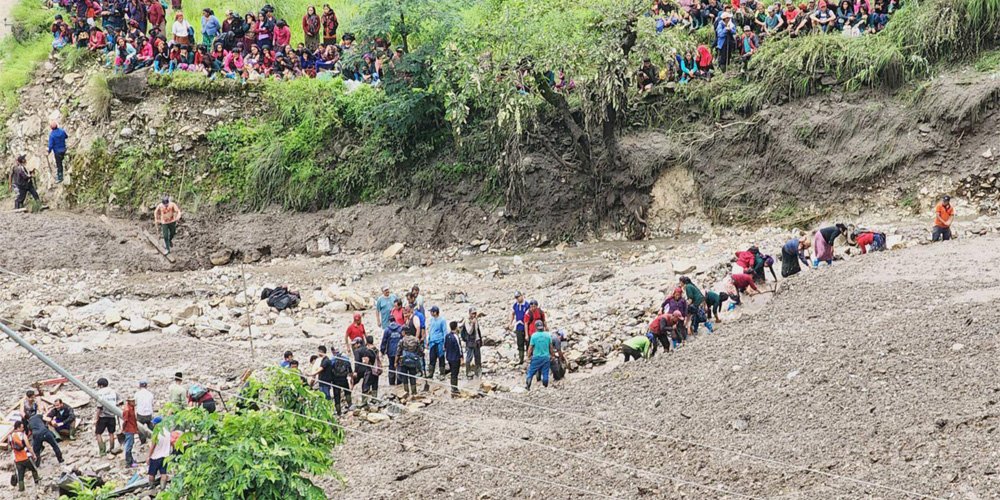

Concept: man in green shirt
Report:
left=622, top=333, right=654, bottom=362
left=524, top=321, right=552, bottom=390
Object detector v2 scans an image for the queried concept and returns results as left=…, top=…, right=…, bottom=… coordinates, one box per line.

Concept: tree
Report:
left=158, top=368, right=344, bottom=500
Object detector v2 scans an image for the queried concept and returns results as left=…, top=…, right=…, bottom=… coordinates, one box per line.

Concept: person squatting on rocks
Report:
left=44, top=398, right=76, bottom=439
left=9, top=154, right=40, bottom=210
left=153, top=195, right=182, bottom=255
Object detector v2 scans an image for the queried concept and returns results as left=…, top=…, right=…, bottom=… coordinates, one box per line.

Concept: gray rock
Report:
left=129, top=318, right=151, bottom=333
left=210, top=249, right=233, bottom=266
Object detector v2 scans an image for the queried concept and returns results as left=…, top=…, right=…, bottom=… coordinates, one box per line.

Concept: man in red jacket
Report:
left=524, top=300, right=547, bottom=341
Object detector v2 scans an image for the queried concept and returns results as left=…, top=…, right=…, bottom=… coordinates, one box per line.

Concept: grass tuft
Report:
left=86, top=73, right=113, bottom=120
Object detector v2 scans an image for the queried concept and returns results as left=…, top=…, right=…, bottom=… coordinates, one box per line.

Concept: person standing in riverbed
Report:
left=932, top=195, right=954, bottom=242
left=9, top=155, right=40, bottom=210
left=153, top=195, right=181, bottom=255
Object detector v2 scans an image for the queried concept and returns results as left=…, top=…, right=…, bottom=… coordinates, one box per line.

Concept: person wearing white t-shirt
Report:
left=134, top=380, right=155, bottom=444
left=94, top=378, right=119, bottom=455
left=147, top=418, right=172, bottom=489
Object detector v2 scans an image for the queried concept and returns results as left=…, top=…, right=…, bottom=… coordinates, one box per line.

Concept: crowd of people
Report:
left=4, top=198, right=959, bottom=493
left=7, top=372, right=207, bottom=493
left=637, top=0, right=903, bottom=88
left=48, top=0, right=404, bottom=83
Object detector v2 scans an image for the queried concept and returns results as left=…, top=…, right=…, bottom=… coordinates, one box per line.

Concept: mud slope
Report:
left=329, top=236, right=1000, bottom=499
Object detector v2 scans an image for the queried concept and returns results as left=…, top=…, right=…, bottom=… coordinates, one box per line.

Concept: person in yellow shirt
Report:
left=153, top=195, right=182, bottom=254
left=932, top=195, right=954, bottom=242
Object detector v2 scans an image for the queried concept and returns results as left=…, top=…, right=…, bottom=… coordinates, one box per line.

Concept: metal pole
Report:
left=0, top=320, right=151, bottom=437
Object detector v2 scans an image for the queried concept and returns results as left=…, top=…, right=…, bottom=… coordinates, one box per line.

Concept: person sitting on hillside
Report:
left=790, top=2, right=812, bottom=35
left=836, top=0, right=862, bottom=31
left=811, top=1, right=837, bottom=31
left=87, top=26, right=107, bottom=51
left=113, top=37, right=137, bottom=74
left=680, top=50, right=697, bottom=83
left=763, top=4, right=785, bottom=34
left=637, top=58, right=660, bottom=91
left=695, top=44, right=714, bottom=79
left=72, top=16, right=90, bottom=48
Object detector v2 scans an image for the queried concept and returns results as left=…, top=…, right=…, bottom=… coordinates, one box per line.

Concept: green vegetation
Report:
left=0, top=0, right=58, bottom=149
left=158, top=367, right=344, bottom=499
left=86, top=73, right=112, bottom=119
left=57, top=479, right=117, bottom=500
left=974, top=50, right=1000, bottom=72
left=767, top=201, right=823, bottom=228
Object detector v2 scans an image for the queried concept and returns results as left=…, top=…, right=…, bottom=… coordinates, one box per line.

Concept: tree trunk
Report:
left=532, top=72, right=593, bottom=174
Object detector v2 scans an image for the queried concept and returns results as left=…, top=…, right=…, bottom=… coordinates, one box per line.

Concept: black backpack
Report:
left=331, top=355, right=351, bottom=377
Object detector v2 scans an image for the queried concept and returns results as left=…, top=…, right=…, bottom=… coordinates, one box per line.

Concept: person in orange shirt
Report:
left=8, top=420, right=40, bottom=493
left=932, top=195, right=954, bottom=242
left=153, top=195, right=182, bottom=254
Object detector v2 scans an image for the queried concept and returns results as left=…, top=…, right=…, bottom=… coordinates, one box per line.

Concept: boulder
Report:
left=107, top=73, right=149, bottom=102
left=308, top=236, right=332, bottom=257
left=151, top=314, right=173, bottom=328
left=161, top=325, right=182, bottom=336
left=672, top=260, right=697, bottom=275
left=301, top=317, right=335, bottom=337
left=210, top=249, right=233, bottom=266
left=176, top=304, right=202, bottom=319
left=128, top=318, right=151, bottom=333
left=365, top=412, right=391, bottom=424
left=103, top=310, right=122, bottom=326
left=323, top=301, right=349, bottom=313
left=382, top=242, right=405, bottom=259
left=327, top=289, right=367, bottom=310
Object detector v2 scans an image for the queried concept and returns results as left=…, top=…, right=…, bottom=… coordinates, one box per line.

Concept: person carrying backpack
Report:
left=396, top=326, right=423, bottom=398
left=329, top=347, right=353, bottom=416
left=380, top=318, right=404, bottom=386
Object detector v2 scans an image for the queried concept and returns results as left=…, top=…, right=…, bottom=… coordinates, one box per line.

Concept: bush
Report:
left=158, top=368, right=344, bottom=500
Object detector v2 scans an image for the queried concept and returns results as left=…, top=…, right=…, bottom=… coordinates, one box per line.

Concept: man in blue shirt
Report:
left=508, top=291, right=530, bottom=364
left=425, top=306, right=448, bottom=391
left=374, top=285, right=397, bottom=329
left=525, top=321, right=552, bottom=390
left=47, top=121, right=68, bottom=183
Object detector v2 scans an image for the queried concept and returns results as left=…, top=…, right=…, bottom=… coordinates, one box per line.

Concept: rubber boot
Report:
left=518, top=350, right=525, bottom=365
left=98, top=440, right=106, bottom=455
